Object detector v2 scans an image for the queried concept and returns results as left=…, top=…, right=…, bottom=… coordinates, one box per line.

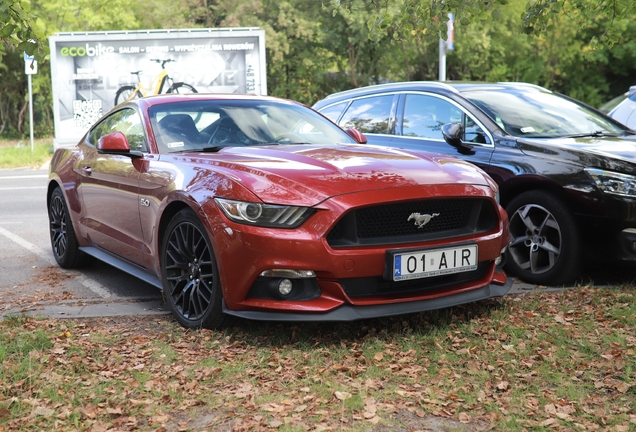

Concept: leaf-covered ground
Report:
left=1, top=286, right=635, bottom=431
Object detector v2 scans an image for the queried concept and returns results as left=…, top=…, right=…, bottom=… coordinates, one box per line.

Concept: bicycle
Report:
left=114, top=59, right=197, bottom=105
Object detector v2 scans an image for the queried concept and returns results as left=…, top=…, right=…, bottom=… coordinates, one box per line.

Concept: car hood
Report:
left=180, top=144, right=491, bottom=206
left=519, top=135, right=636, bottom=173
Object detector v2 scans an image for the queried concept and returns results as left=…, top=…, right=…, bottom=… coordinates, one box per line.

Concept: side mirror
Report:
left=97, top=132, right=143, bottom=158
left=441, top=123, right=474, bottom=154
left=345, top=128, right=368, bottom=144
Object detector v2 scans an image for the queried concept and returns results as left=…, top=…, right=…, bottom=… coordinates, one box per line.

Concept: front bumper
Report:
left=204, top=184, right=510, bottom=316
left=222, top=274, right=512, bottom=322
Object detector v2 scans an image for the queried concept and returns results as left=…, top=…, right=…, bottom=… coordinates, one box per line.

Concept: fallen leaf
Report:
left=545, top=403, right=557, bottom=415
left=334, top=391, right=351, bottom=401
left=366, top=415, right=380, bottom=424
left=540, top=418, right=557, bottom=427
left=33, top=406, right=54, bottom=417
left=496, top=381, right=509, bottom=391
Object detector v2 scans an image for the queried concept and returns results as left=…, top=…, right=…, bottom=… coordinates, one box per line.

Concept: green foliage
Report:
left=0, top=139, right=54, bottom=169
left=0, top=0, right=47, bottom=61
left=1, top=0, right=636, bottom=141
left=329, top=0, right=636, bottom=50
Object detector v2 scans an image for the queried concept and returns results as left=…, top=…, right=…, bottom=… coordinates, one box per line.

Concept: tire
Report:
left=115, top=85, right=138, bottom=106
left=505, top=190, right=581, bottom=286
left=167, top=82, right=197, bottom=94
left=48, top=188, right=91, bottom=268
left=161, top=209, right=226, bottom=329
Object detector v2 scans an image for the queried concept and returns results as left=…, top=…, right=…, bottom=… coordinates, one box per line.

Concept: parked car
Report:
left=314, top=82, right=636, bottom=286
left=602, top=85, right=636, bottom=129
left=47, top=93, right=511, bottom=329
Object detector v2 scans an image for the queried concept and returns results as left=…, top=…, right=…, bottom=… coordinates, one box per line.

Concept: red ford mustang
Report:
left=47, top=94, right=511, bottom=329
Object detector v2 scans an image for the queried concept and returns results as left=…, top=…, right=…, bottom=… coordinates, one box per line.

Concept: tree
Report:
left=328, top=0, right=636, bottom=49
left=0, top=0, right=46, bottom=60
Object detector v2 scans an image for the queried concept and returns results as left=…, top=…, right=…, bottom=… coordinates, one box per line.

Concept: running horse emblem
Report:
left=408, top=212, right=440, bottom=228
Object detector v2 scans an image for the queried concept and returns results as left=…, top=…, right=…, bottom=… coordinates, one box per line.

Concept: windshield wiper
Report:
left=563, top=130, right=623, bottom=138
left=172, top=146, right=225, bottom=153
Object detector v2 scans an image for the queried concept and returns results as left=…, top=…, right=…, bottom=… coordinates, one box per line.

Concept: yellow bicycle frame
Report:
left=132, top=68, right=169, bottom=98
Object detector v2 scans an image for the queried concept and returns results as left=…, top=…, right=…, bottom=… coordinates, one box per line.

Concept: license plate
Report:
left=391, top=244, right=478, bottom=281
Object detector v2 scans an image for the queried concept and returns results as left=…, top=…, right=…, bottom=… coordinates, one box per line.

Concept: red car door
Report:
left=75, top=108, right=146, bottom=265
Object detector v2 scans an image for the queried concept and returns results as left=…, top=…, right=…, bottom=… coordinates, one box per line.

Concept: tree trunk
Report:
left=17, top=100, right=28, bottom=134
left=347, top=41, right=358, bottom=87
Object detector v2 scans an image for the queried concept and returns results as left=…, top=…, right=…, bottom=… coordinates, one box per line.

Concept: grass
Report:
left=0, top=286, right=635, bottom=431
left=0, top=138, right=54, bottom=169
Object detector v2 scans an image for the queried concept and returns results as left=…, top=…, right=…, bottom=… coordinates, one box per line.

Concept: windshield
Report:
left=463, top=88, right=628, bottom=139
left=149, top=99, right=356, bottom=153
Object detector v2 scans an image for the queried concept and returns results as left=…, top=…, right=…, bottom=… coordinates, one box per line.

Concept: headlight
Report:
left=585, top=168, right=636, bottom=197
left=214, top=198, right=314, bottom=228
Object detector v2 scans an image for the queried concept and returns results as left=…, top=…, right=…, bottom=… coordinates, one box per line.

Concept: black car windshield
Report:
left=149, top=99, right=356, bottom=153
left=463, top=88, right=628, bottom=139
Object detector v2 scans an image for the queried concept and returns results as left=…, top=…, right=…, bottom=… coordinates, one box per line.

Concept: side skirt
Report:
left=79, top=246, right=163, bottom=290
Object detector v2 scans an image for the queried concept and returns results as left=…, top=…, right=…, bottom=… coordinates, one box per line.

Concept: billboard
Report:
left=49, top=28, right=267, bottom=146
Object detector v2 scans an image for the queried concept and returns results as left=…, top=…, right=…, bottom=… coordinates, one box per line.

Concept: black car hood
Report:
left=518, top=135, right=636, bottom=174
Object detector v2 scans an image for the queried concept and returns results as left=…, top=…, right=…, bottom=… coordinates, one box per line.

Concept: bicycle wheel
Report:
left=115, top=85, right=139, bottom=106
left=167, top=82, right=198, bottom=94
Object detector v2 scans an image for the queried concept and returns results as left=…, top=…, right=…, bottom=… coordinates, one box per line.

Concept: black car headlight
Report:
left=215, top=198, right=314, bottom=228
left=585, top=168, right=636, bottom=198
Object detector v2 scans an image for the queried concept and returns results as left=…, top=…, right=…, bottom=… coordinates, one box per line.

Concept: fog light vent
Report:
left=260, top=269, right=315, bottom=278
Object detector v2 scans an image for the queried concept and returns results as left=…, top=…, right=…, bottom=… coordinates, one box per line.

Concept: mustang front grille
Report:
left=327, top=198, right=497, bottom=247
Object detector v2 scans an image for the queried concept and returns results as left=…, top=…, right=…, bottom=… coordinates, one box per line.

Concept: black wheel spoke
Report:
left=163, top=216, right=217, bottom=324
left=48, top=188, right=89, bottom=269
left=49, top=195, right=69, bottom=259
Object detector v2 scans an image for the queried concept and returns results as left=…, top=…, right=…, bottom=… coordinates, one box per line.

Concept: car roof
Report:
left=134, top=92, right=302, bottom=109
left=315, top=81, right=551, bottom=105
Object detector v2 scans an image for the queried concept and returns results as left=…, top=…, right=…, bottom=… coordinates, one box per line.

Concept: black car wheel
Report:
left=48, top=187, right=90, bottom=268
left=161, top=209, right=226, bottom=329
left=505, top=190, right=581, bottom=286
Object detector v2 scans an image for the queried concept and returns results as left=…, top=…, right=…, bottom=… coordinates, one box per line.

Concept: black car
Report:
left=314, top=82, right=636, bottom=286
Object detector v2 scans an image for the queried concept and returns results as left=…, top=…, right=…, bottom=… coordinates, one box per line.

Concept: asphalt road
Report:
left=0, top=166, right=163, bottom=318
left=0, top=166, right=633, bottom=320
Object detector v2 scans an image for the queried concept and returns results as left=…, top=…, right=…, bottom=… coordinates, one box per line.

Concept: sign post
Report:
left=438, top=13, right=454, bottom=82
left=24, top=52, right=38, bottom=152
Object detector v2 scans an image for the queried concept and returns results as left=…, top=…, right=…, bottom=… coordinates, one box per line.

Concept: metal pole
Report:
left=28, top=73, right=34, bottom=151
left=438, top=37, right=446, bottom=81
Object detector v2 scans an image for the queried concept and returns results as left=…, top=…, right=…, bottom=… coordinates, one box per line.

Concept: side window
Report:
left=339, top=95, right=393, bottom=134
left=87, top=108, right=146, bottom=151
left=402, top=94, right=463, bottom=140
left=318, top=101, right=348, bottom=123
left=402, top=94, right=490, bottom=144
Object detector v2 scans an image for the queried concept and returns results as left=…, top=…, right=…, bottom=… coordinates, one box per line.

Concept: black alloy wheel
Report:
left=505, top=190, right=581, bottom=286
left=161, top=209, right=225, bottom=329
left=48, top=187, right=90, bottom=268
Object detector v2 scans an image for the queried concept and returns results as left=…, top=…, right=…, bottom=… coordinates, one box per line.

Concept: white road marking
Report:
left=0, top=187, right=47, bottom=191
left=0, top=226, right=114, bottom=299
left=0, top=174, right=48, bottom=180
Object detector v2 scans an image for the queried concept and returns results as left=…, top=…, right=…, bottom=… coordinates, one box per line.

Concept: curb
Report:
left=2, top=299, right=170, bottom=319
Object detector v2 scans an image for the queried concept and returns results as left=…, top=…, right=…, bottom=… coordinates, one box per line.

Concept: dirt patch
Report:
left=0, top=266, right=77, bottom=311
left=31, top=265, right=75, bottom=287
